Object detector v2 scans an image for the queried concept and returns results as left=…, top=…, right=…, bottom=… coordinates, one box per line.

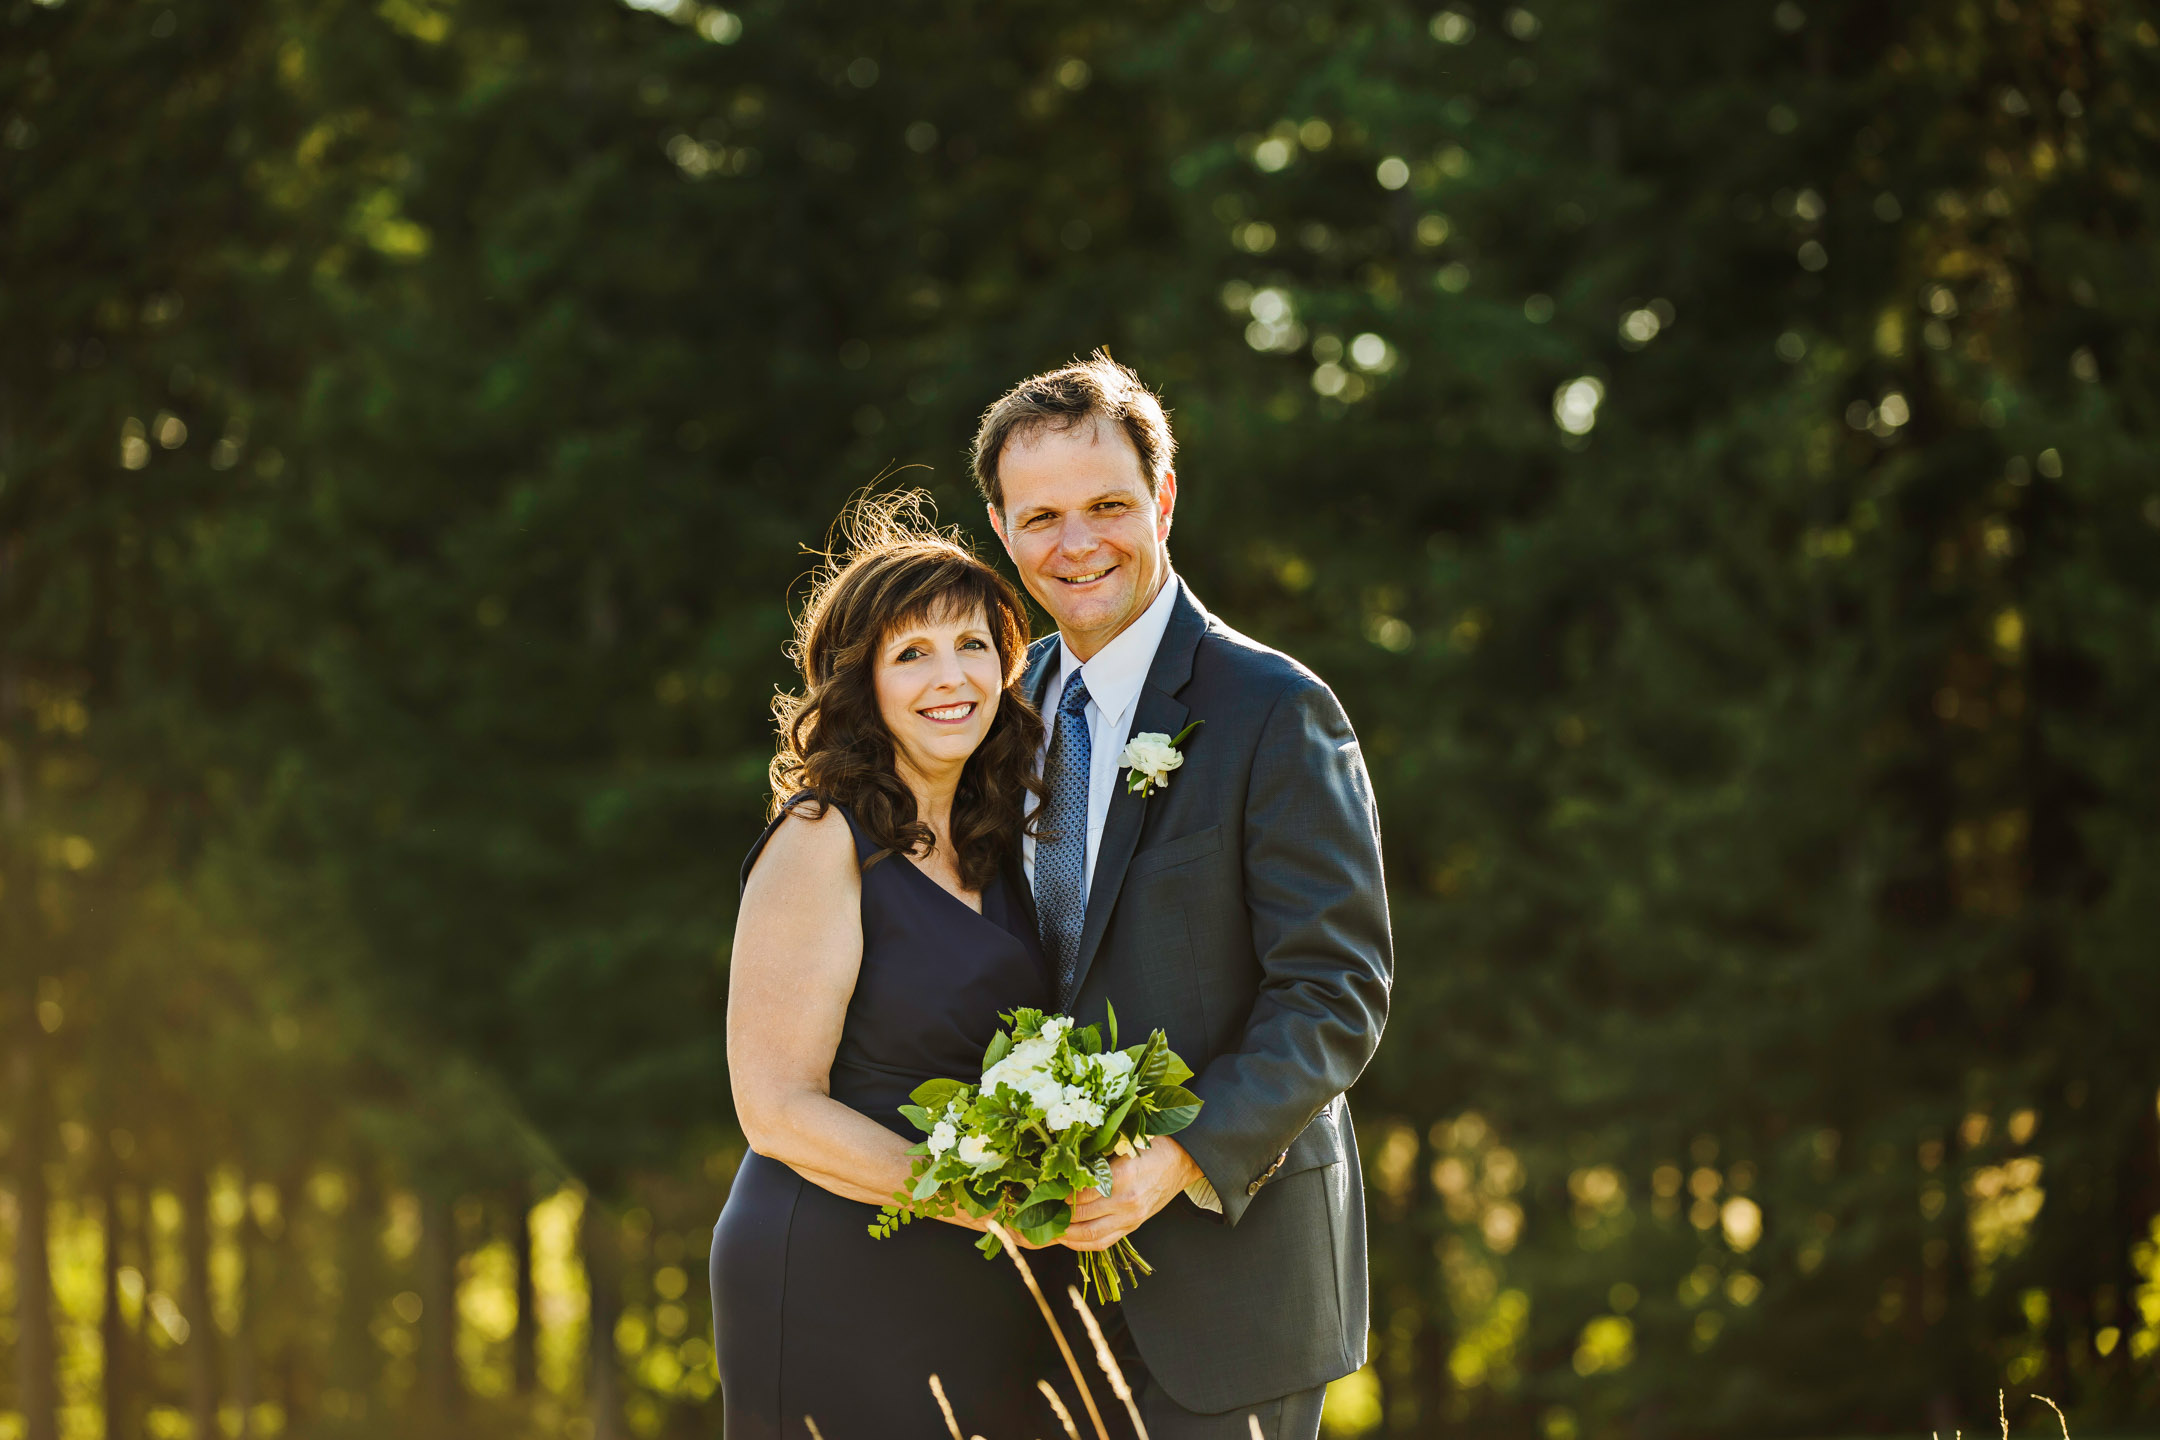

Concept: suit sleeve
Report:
left=1173, top=678, right=1393, bottom=1225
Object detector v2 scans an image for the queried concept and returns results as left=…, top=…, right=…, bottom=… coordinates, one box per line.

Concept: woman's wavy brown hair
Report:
left=769, top=491, right=1043, bottom=891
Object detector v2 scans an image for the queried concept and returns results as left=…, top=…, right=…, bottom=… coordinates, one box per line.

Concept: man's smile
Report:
left=1057, top=564, right=1118, bottom=586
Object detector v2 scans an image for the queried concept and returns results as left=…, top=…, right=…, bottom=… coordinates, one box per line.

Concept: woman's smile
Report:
left=918, top=701, right=978, bottom=724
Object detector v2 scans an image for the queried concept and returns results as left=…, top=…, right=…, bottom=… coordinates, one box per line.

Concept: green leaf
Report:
left=1075, top=1023, right=1103, bottom=1056
left=1105, top=1001, right=1120, bottom=1050
left=897, top=1104, right=934, bottom=1133
left=1159, top=1054, right=1194, bottom=1088
left=910, top=1077, right=969, bottom=1111
left=981, top=1030, right=1012, bottom=1071
left=1087, top=1094, right=1137, bottom=1151
left=1170, top=718, right=1205, bottom=748
left=1137, top=1032, right=1171, bottom=1088
left=912, top=1173, right=943, bottom=1201
left=1146, top=1086, right=1203, bottom=1136
left=1016, top=1203, right=1071, bottom=1246
left=1019, top=1179, right=1073, bottom=1210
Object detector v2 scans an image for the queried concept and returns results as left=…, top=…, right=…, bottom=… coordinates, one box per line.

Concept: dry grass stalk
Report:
left=1038, top=1379, right=1084, bottom=1440
left=930, top=1374, right=966, bottom=1440
left=1065, top=1284, right=1149, bottom=1440
left=1247, top=1415, right=1264, bottom=1440
left=985, top=1220, right=1112, bottom=1440
left=804, top=1420, right=826, bottom=1440
left=2030, top=1394, right=2071, bottom=1440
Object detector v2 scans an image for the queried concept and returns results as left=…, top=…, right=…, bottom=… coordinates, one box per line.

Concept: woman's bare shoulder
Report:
left=743, top=801, right=859, bottom=902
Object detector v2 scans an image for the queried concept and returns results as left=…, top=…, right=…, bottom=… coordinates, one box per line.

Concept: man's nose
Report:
left=1054, top=515, right=1100, bottom=557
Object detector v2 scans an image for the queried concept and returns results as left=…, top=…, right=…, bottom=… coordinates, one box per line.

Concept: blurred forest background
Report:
left=4, top=0, right=2160, bottom=1437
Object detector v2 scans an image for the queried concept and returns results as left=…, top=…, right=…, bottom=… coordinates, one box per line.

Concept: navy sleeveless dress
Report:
left=711, top=800, right=1083, bottom=1440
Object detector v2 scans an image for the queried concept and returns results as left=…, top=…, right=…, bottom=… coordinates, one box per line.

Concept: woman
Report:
left=711, top=496, right=1081, bottom=1440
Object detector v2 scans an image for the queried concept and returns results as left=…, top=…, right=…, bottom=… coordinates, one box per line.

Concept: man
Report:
left=976, top=352, right=1393, bottom=1439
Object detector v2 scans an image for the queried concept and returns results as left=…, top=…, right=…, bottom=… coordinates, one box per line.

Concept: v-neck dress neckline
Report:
left=895, top=852, right=985, bottom=917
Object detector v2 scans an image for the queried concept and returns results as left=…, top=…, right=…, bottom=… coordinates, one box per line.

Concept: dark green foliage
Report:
left=4, top=0, right=2159, bottom=1435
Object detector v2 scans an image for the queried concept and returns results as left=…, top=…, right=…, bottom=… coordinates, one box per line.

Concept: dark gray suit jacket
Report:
left=1024, top=577, right=1393, bottom=1415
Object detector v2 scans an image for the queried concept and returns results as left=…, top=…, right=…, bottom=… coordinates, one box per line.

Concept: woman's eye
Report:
left=961, top=638, right=988, bottom=651
left=896, top=647, right=925, bottom=662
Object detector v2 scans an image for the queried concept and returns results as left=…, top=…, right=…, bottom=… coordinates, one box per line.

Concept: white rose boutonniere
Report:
left=1118, top=719, right=1203, bottom=798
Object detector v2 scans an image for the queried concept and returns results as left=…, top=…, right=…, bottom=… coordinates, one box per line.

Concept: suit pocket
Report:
left=1127, top=824, right=1222, bottom=879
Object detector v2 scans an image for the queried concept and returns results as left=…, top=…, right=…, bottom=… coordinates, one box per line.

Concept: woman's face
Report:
left=873, top=601, right=1005, bottom=788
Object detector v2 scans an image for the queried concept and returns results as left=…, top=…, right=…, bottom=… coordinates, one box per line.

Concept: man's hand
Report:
left=1063, top=1137, right=1204, bottom=1252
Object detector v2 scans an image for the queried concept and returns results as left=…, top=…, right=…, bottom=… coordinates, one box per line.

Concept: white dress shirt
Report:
left=1021, top=573, right=1182, bottom=892
left=1020, top=576, right=1223, bottom=1212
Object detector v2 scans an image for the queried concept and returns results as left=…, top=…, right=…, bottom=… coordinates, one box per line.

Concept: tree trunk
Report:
left=100, top=1164, right=132, bottom=1440
left=260, top=1175, right=304, bottom=1435
left=326, top=1162, right=382, bottom=1419
left=233, top=1179, right=259, bottom=1440
left=181, top=1163, right=219, bottom=1440
left=511, top=1186, right=538, bottom=1396
left=116, top=1181, right=147, bottom=1440
left=9, top=1037, right=60, bottom=1440
left=418, top=1189, right=462, bottom=1430
left=582, top=1198, right=626, bottom=1440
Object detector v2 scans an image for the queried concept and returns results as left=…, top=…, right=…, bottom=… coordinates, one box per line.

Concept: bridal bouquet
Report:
left=869, top=1005, right=1203, bottom=1303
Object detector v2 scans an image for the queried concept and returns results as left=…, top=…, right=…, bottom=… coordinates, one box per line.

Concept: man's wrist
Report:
left=1158, top=1136, right=1204, bottom=1191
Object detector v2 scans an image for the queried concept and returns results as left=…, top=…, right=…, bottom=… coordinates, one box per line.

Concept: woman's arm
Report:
left=728, top=806, right=922, bottom=1208
left=727, top=806, right=1032, bottom=1246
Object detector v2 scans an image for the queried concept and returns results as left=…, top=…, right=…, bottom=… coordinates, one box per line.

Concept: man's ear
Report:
left=986, top=501, right=1013, bottom=555
left=1154, top=470, right=1178, bottom=540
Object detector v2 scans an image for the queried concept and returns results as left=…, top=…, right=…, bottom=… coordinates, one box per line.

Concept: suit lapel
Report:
left=1022, top=634, right=1060, bottom=712
left=1063, top=580, right=1209, bottom=1006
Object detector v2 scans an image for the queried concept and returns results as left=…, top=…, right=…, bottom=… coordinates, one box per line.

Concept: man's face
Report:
left=988, top=416, right=1177, bottom=662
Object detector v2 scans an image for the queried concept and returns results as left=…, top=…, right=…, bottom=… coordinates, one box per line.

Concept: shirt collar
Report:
left=1054, top=573, right=1181, bottom=727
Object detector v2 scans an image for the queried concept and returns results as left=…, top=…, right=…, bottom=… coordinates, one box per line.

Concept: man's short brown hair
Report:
left=970, top=350, right=1176, bottom=515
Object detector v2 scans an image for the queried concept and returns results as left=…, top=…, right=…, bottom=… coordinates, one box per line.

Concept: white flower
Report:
left=1092, top=1051, right=1136, bottom=1094
left=982, top=1036, right=1057, bottom=1093
left=1044, top=1096, right=1107, bottom=1133
left=955, top=1134, right=1000, bottom=1167
left=1041, top=1015, right=1073, bottom=1043
left=927, top=1121, right=958, bottom=1157
left=1119, top=732, right=1187, bottom=795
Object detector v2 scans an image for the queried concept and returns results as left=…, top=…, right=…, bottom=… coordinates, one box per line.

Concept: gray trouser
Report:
left=1101, top=1307, right=1326, bottom=1440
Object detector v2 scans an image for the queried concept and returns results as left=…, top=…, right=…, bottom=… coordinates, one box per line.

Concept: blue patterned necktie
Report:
left=1036, top=670, right=1092, bottom=1007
